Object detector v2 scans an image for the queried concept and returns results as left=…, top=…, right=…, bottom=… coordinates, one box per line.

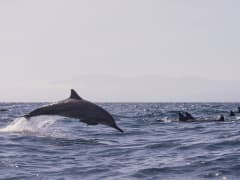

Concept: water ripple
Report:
left=0, top=103, right=240, bottom=179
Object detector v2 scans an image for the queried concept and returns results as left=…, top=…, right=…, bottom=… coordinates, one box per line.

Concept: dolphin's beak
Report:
left=113, top=124, right=124, bottom=133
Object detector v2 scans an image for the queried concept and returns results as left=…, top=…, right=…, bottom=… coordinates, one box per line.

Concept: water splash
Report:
left=0, top=116, right=64, bottom=137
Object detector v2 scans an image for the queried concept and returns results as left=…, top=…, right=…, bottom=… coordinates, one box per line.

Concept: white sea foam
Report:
left=0, top=116, right=64, bottom=137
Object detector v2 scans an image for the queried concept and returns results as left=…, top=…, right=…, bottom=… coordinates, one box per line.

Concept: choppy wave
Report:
left=0, top=103, right=240, bottom=179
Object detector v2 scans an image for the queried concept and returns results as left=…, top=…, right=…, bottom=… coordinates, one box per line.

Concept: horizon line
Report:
left=1, top=101, right=240, bottom=104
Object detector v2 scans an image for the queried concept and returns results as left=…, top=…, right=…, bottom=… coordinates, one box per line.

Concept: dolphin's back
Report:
left=26, top=99, right=86, bottom=117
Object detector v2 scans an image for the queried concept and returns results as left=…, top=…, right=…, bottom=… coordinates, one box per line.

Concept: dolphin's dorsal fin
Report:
left=70, top=89, right=82, bottom=100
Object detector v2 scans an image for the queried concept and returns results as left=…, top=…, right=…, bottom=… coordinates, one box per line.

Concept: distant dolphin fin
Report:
left=70, top=89, right=83, bottom=100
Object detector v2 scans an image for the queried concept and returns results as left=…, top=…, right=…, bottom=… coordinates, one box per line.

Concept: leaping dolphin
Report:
left=24, top=89, right=123, bottom=133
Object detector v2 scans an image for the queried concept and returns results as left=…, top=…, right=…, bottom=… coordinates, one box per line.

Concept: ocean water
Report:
left=0, top=103, right=240, bottom=180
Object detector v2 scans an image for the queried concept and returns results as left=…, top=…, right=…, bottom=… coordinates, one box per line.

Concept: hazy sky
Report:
left=0, top=0, right=240, bottom=102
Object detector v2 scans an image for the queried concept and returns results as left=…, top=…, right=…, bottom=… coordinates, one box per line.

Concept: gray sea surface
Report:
left=0, top=102, right=240, bottom=180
